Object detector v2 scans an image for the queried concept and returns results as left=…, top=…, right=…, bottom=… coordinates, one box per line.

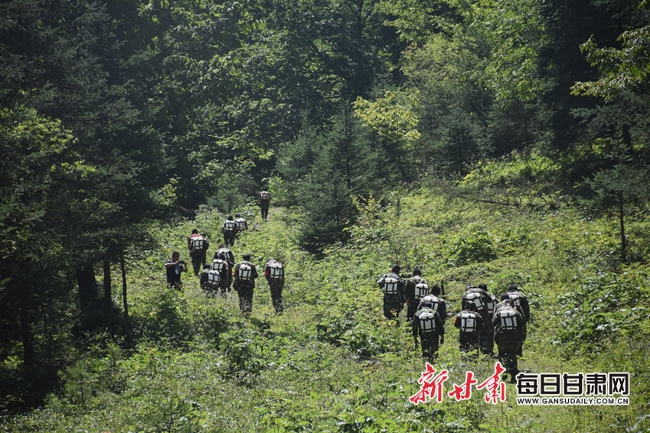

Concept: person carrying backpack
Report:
left=454, top=302, right=484, bottom=354
left=264, top=258, right=285, bottom=314
left=416, top=286, right=448, bottom=325
left=200, top=262, right=220, bottom=296
left=214, top=245, right=235, bottom=292
left=211, top=253, right=231, bottom=294
left=493, top=294, right=526, bottom=382
left=259, top=190, right=271, bottom=219
left=462, top=284, right=497, bottom=355
left=412, top=297, right=445, bottom=362
left=405, top=268, right=428, bottom=322
left=234, top=253, right=259, bottom=315
left=187, top=229, right=209, bottom=276
left=500, top=283, right=530, bottom=356
left=234, top=213, right=248, bottom=233
left=222, top=216, right=237, bottom=247
left=377, top=265, right=405, bottom=321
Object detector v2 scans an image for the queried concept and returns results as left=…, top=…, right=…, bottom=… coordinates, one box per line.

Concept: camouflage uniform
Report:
left=264, top=259, right=284, bottom=314
left=233, top=260, right=259, bottom=314
left=377, top=272, right=405, bottom=320
left=187, top=234, right=209, bottom=276
left=493, top=301, right=526, bottom=379
left=416, top=295, right=448, bottom=326
left=259, top=191, right=271, bottom=219
left=222, top=219, right=237, bottom=247
left=210, top=258, right=231, bottom=294
left=413, top=307, right=445, bottom=362
left=405, top=275, right=427, bottom=322
left=215, top=247, right=235, bottom=291
left=462, top=286, right=496, bottom=355
left=500, top=287, right=530, bottom=355
left=454, top=307, right=484, bottom=353
left=200, top=267, right=220, bottom=296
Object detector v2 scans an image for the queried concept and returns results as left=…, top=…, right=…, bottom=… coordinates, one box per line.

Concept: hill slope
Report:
left=3, top=190, right=650, bottom=432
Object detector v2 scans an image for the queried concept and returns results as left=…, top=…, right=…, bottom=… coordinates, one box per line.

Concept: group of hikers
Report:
left=378, top=265, right=529, bottom=382
left=164, top=190, right=283, bottom=314
left=165, top=190, right=530, bottom=376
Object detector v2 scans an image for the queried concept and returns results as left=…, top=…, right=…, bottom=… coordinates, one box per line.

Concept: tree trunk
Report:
left=120, top=251, right=130, bottom=345
left=18, top=282, right=35, bottom=371
left=619, top=191, right=627, bottom=264
left=77, top=263, right=98, bottom=329
left=103, top=260, right=112, bottom=334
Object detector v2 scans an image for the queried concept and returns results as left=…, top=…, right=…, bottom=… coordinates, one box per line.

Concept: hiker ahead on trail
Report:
left=214, top=245, right=235, bottom=291
left=462, top=284, right=497, bottom=356
left=234, top=253, right=259, bottom=315
left=454, top=301, right=484, bottom=354
left=259, top=190, right=271, bottom=219
left=412, top=295, right=445, bottom=362
left=377, top=265, right=405, bottom=321
left=264, top=258, right=284, bottom=315
left=187, top=229, right=209, bottom=276
left=234, top=213, right=248, bottom=233
left=405, top=268, right=428, bottom=322
left=222, top=215, right=237, bottom=247
left=493, top=294, right=526, bottom=382
left=211, top=253, right=232, bottom=294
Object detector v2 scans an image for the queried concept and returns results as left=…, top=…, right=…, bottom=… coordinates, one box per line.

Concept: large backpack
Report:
left=267, top=261, right=283, bottom=279
left=211, top=259, right=227, bottom=272
left=224, top=220, right=236, bottom=232
left=485, top=294, right=496, bottom=316
left=206, top=270, right=221, bottom=288
left=190, top=236, right=206, bottom=252
left=508, top=292, right=522, bottom=307
left=260, top=191, right=270, bottom=200
left=238, top=263, right=253, bottom=280
left=382, top=276, right=399, bottom=295
left=414, top=282, right=429, bottom=299
left=235, top=218, right=247, bottom=230
left=216, top=248, right=234, bottom=265
left=465, top=291, right=484, bottom=311
left=498, top=307, right=519, bottom=331
left=459, top=311, right=478, bottom=333
left=418, top=310, right=437, bottom=333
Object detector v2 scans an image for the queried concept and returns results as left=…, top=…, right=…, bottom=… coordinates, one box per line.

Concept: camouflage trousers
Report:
left=459, top=331, right=480, bottom=353
left=235, top=284, right=254, bottom=314
left=495, top=332, right=521, bottom=374
left=268, top=279, right=284, bottom=314
left=260, top=201, right=269, bottom=219
left=383, top=295, right=403, bottom=320
left=419, top=331, right=440, bottom=362
left=406, top=298, right=419, bottom=321
left=190, top=251, right=206, bottom=275
left=479, top=323, right=495, bottom=355
left=223, top=232, right=236, bottom=247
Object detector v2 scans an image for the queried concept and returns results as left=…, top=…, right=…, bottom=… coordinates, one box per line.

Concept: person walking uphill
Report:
left=222, top=216, right=237, bottom=247
left=234, top=254, right=259, bottom=315
left=412, top=296, right=445, bottom=362
left=165, top=251, right=188, bottom=290
left=493, top=294, right=526, bottom=382
left=259, top=190, right=271, bottom=220
left=377, top=265, right=405, bottom=321
left=405, top=268, right=428, bottom=322
left=264, top=258, right=285, bottom=314
left=187, top=229, right=209, bottom=276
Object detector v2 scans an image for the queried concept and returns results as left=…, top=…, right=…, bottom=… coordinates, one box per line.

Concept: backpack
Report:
left=260, top=191, right=270, bottom=200
left=224, top=220, right=236, bottom=232
left=206, top=270, right=221, bottom=288
left=267, top=261, right=283, bottom=279
left=418, top=310, right=437, bottom=333
left=498, top=307, right=518, bottom=331
left=508, top=292, right=521, bottom=307
left=459, top=312, right=478, bottom=333
left=485, top=295, right=496, bottom=315
left=211, top=259, right=226, bottom=272
left=216, top=248, right=234, bottom=265
left=465, top=291, right=484, bottom=311
left=235, top=218, right=247, bottom=230
left=190, top=236, right=206, bottom=252
left=414, top=282, right=429, bottom=299
left=238, top=263, right=253, bottom=280
left=382, top=276, right=399, bottom=295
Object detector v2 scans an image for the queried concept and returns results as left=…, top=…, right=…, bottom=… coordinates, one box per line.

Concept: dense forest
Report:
left=2, top=0, right=650, bottom=431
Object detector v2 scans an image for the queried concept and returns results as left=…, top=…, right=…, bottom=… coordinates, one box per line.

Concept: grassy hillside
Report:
left=2, top=189, right=650, bottom=432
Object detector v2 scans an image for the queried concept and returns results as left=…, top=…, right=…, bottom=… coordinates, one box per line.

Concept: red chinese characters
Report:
left=477, top=362, right=507, bottom=404
left=409, top=363, right=450, bottom=404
